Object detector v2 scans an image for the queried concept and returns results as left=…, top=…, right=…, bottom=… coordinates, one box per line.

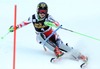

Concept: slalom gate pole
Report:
left=13, top=5, right=17, bottom=69
left=43, top=25, right=62, bottom=51
left=61, top=27, right=100, bottom=41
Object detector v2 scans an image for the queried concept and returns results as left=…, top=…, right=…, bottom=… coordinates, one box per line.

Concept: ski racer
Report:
left=9, top=2, right=88, bottom=64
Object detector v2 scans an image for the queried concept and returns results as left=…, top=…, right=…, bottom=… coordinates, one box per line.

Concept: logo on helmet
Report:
left=40, top=4, right=46, bottom=8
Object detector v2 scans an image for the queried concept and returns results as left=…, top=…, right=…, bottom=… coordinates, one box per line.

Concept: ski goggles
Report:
left=38, top=10, right=47, bottom=14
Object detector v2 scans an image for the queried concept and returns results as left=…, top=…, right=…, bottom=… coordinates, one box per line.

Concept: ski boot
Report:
left=50, top=46, right=64, bottom=62
left=80, top=55, right=88, bottom=62
left=54, top=46, right=64, bottom=58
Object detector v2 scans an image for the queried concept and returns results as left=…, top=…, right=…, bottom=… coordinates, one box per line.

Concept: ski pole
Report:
left=61, top=27, right=100, bottom=41
left=44, top=22, right=100, bottom=41
left=43, top=25, right=62, bottom=44
left=43, top=25, right=62, bottom=51
left=1, top=32, right=10, bottom=39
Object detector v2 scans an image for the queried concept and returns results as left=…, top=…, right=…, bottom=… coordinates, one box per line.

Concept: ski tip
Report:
left=80, top=63, right=85, bottom=68
left=80, top=62, right=87, bottom=68
left=50, top=58, right=55, bottom=62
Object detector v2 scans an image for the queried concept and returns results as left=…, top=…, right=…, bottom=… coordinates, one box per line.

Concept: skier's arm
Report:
left=44, top=15, right=60, bottom=28
left=17, top=21, right=31, bottom=28
left=9, top=17, right=32, bottom=32
left=44, top=22, right=58, bottom=28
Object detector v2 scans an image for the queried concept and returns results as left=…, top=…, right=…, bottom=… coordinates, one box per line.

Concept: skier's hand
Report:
left=9, top=25, right=18, bottom=32
left=44, top=21, right=58, bottom=28
left=54, top=22, right=60, bottom=27
left=9, top=25, right=14, bottom=32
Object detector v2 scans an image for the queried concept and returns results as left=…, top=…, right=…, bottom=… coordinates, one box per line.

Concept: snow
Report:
left=0, top=0, right=100, bottom=69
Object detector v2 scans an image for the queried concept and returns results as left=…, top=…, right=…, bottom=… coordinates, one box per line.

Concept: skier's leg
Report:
left=67, top=49, right=81, bottom=60
left=36, top=33, right=55, bottom=51
left=56, top=38, right=88, bottom=61
left=56, top=38, right=72, bottom=52
left=36, top=33, right=64, bottom=58
left=56, top=39, right=78, bottom=60
left=37, top=33, right=87, bottom=62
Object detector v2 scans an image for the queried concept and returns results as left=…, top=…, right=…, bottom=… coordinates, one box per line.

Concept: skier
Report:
left=9, top=2, right=88, bottom=65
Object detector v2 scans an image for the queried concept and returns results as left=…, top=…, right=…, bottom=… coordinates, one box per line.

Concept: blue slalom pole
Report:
left=43, top=25, right=62, bottom=44
left=43, top=25, right=62, bottom=51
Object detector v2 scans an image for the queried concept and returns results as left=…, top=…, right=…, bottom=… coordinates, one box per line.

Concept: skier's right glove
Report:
left=9, top=25, right=19, bottom=32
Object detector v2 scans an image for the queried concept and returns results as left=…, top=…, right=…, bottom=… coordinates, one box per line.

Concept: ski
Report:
left=80, top=57, right=88, bottom=68
left=50, top=51, right=65, bottom=63
left=80, top=62, right=87, bottom=68
left=50, top=52, right=67, bottom=63
left=50, top=55, right=88, bottom=69
left=80, top=60, right=88, bottom=68
left=50, top=57, right=62, bottom=63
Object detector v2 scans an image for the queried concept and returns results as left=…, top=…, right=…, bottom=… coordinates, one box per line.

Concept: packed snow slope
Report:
left=0, top=0, right=100, bottom=69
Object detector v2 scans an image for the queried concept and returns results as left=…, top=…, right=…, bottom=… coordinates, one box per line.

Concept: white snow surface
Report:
left=0, top=0, right=100, bottom=69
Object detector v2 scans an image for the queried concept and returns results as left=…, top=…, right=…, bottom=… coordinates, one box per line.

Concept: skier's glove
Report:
left=9, top=25, right=19, bottom=32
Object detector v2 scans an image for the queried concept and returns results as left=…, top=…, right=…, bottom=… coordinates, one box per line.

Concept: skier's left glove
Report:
left=9, top=25, right=19, bottom=32
left=44, top=22, right=58, bottom=28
